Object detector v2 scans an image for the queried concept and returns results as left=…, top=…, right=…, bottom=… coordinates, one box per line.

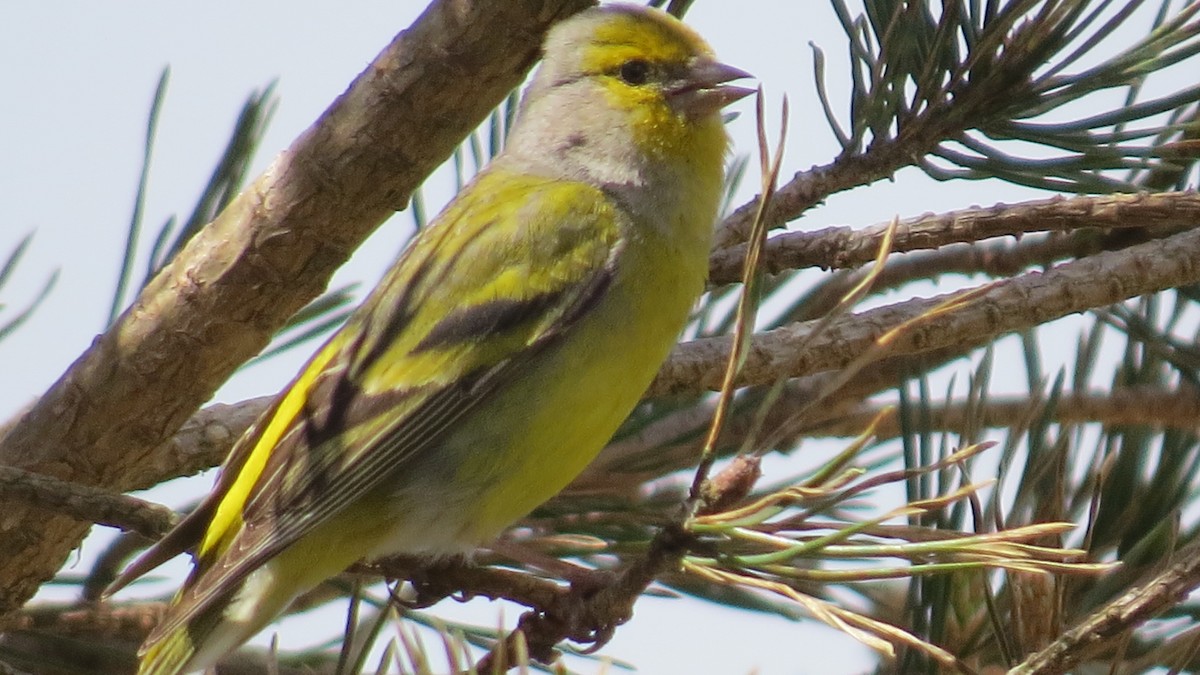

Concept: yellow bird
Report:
left=111, top=4, right=751, bottom=673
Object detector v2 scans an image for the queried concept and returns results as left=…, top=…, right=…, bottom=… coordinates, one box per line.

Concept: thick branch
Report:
left=650, top=224, right=1200, bottom=397
left=0, top=0, right=593, bottom=620
left=580, top=344, right=989, bottom=496
left=149, top=395, right=272, bottom=484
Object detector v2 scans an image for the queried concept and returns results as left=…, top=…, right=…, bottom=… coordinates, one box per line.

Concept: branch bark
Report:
left=0, top=467, right=176, bottom=540
left=1014, top=538, right=1200, bottom=675
left=651, top=223, right=1200, bottom=398
left=709, top=191, right=1200, bottom=285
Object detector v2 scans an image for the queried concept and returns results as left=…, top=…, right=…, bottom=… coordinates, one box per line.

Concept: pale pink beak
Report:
left=667, top=59, right=755, bottom=117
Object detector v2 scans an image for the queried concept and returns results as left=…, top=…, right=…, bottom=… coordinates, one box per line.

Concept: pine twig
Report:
left=0, top=467, right=175, bottom=540
left=474, top=523, right=694, bottom=670
left=651, top=224, right=1200, bottom=398
left=1014, top=537, right=1200, bottom=675
left=709, top=191, right=1200, bottom=284
left=808, top=386, right=1200, bottom=438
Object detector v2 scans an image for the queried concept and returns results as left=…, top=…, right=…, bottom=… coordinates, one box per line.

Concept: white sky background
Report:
left=3, top=2, right=1189, bottom=674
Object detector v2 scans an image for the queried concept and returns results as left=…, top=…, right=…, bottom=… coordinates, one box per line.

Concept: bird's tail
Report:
left=136, top=628, right=198, bottom=675
left=137, top=600, right=269, bottom=675
left=135, top=563, right=301, bottom=675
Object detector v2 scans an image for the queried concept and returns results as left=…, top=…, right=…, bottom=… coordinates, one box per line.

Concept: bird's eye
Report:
left=618, top=59, right=651, bottom=85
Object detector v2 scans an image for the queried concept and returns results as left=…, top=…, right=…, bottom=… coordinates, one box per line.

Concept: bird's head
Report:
left=507, top=4, right=754, bottom=190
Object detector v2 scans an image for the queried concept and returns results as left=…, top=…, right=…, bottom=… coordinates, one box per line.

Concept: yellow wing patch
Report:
left=198, top=333, right=347, bottom=558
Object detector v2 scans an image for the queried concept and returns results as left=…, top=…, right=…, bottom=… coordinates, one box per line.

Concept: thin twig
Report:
left=807, top=386, right=1200, bottom=438
left=0, top=467, right=175, bottom=540
left=689, top=91, right=787, bottom=506
left=709, top=191, right=1200, bottom=285
left=1014, top=538, right=1200, bottom=674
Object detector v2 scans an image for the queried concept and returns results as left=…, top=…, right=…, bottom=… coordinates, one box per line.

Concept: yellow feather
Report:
left=198, top=335, right=346, bottom=558
left=127, top=6, right=750, bottom=673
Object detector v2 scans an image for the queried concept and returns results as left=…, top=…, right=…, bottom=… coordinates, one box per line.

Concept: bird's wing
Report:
left=131, top=170, right=626, bottom=643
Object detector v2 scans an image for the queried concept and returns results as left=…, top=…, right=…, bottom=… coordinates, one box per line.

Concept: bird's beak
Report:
left=667, top=58, right=755, bottom=118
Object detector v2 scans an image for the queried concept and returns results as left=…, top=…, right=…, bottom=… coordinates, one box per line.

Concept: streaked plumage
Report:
left=111, top=5, right=751, bottom=673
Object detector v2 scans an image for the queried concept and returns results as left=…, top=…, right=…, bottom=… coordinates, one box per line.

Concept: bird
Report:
left=109, top=4, right=752, bottom=673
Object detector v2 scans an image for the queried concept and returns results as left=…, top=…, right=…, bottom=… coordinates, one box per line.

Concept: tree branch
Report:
left=474, top=524, right=694, bottom=670
left=651, top=224, right=1200, bottom=398
left=2, top=602, right=338, bottom=674
left=709, top=191, right=1200, bottom=285
left=786, top=228, right=1150, bottom=323
left=0, top=467, right=176, bottom=541
left=807, top=386, right=1200, bottom=438
left=1014, top=538, right=1200, bottom=675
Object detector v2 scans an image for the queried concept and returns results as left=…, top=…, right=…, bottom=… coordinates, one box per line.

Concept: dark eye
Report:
left=618, top=59, right=651, bottom=85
